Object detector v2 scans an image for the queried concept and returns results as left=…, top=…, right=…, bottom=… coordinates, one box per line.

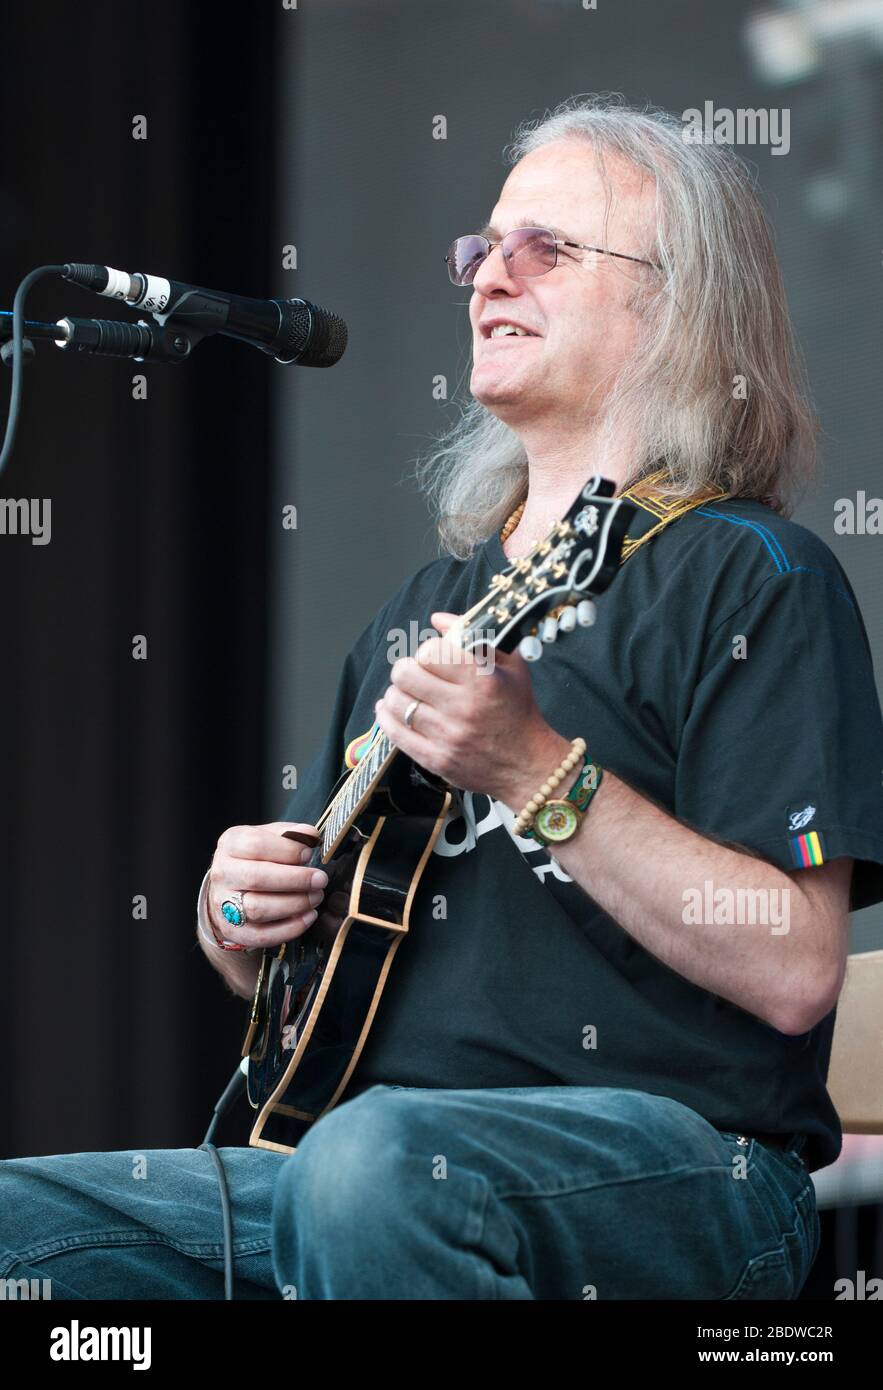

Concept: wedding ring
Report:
left=404, top=699, right=421, bottom=729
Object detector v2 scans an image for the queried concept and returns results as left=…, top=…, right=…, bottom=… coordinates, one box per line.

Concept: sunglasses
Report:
left=445, top=226, right=658, bottom=286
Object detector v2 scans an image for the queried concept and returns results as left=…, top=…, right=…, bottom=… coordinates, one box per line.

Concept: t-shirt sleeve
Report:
left=675, top=566, right=883, bottom=911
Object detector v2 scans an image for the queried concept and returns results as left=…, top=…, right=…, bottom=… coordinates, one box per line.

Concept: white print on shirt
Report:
left=432, top=789, right=574, bottom=886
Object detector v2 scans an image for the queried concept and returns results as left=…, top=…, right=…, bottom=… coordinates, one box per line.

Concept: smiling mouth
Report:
left=482, top=324, right=541, bottom=341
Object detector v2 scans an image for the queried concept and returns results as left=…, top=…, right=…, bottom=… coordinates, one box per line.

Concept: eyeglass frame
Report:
left=444, top=226, right=661, bottom=283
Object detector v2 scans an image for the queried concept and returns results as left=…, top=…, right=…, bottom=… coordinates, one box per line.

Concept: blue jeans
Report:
left=0, top=1085, right=819, bottom=1299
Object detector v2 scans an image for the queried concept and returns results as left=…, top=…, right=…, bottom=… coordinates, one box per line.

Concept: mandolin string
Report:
left=316, top=529, right=571, bottom=835
left=315, top=587, right=498, bottom=834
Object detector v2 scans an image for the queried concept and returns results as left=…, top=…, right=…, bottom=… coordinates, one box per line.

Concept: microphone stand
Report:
left=0, top=309, right=208, bottom=364
left=0, top=267, right=212, bottom=473
left=0, top=257, right=345, bottom=471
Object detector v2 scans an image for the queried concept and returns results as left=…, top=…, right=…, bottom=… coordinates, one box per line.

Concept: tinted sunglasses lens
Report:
left=504, top=227, right=557, bottom=276
left=446, top=236, right=488, bottom=285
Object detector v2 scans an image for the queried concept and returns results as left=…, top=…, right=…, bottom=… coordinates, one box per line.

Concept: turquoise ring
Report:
left=220, top=892, right=247, bottom=928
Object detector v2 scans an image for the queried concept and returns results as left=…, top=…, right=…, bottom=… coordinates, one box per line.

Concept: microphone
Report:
left=61, top=263, right=347, bottom=367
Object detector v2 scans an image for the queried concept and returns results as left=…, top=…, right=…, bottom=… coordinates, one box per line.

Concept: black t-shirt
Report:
left=281, top=497, right=883, bottom=1172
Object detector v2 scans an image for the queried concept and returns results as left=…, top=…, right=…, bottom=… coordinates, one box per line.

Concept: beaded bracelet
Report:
left=512, top=736, right=587, bottom=836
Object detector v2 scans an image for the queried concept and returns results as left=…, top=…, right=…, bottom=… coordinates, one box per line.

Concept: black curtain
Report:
left=0, top=0, right=278, bottom=1155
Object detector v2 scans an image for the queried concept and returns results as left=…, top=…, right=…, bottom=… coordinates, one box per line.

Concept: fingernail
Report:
left=311, top=870, right=329, bottom=889
left=299, top=847, right=313, bottom=864
left=308, top=890, right=324, bottom=907
left=302, top=908, right=318, bottom=927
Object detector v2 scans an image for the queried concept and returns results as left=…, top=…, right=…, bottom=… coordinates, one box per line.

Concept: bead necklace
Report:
left=499, top=500, right=526, bottom=543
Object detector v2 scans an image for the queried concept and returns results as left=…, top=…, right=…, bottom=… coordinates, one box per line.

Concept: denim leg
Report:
left=271, top=1084, right=819, bottom=1300
left=0, top=1147, right=284, bottom=1300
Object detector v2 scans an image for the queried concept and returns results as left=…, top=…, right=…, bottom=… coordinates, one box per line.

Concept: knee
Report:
left=271, top=1087, right=479, bottom=1287
left=270, top=1088, right=507, bottom=1298
left=273, top=1088, right=422, bottom=1239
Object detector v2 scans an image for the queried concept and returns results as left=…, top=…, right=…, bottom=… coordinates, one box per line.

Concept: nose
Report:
left=470, top=242, right=523, bottom=299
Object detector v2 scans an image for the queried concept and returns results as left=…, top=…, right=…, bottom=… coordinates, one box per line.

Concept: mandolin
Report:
left=244, top=475, right=635, bottom=1152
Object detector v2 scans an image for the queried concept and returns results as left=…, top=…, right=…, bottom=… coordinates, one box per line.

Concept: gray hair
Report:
left=416, top=95, right=817, bottom=560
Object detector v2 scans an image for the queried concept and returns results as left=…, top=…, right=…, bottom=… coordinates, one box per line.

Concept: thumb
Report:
left=430, top=611, right=460, bottom=635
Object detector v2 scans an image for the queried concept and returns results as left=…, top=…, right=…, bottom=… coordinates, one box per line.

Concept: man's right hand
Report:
left=206, top=822, right=330, bottom=951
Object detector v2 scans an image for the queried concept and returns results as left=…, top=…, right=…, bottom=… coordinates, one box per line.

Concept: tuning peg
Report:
left=577, top=599, right=597, bottom=627
left=557, top=605, right=577, bottom=632
left=518, top=634, right=544, bottom=662
left=540, top=616, right=558, bottom=644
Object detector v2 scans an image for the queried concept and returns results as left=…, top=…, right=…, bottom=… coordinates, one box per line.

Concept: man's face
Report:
left=468, top=140, right=655, bottom=432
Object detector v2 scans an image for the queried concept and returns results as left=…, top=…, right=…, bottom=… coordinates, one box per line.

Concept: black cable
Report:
left=0, top=264, right=66, bottom=475
left=201, top=1142, right=236, bottom=1301
left=200, top=1064, right=248, bottom=1301
left=203, top=1064, right=246, bottom=1146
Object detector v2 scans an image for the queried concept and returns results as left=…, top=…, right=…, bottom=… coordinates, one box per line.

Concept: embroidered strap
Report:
left=618, top=466, right=729, bottom=564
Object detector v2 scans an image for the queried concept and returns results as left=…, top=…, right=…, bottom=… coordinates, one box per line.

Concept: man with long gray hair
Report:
left=3, top=97, right=883, bottom=1301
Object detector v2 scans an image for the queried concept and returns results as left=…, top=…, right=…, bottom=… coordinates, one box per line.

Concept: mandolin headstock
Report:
left=449, top=475, right=636, bottom=663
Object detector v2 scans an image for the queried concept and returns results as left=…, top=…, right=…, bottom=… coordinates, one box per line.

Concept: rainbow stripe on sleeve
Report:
left=789, top=830, right=825, bottom=867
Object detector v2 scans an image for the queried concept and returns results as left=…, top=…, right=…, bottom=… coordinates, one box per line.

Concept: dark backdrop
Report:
left=1, top=2, right=881, bottom=1302
left=0, top=0, right=278, bottom=1155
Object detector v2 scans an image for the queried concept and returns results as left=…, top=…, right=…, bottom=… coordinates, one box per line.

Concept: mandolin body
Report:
left=246, top=760, right=451, bottom=1152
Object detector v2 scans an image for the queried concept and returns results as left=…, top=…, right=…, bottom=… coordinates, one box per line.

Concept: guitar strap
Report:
left=617, top=466, right=729, bottom=564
